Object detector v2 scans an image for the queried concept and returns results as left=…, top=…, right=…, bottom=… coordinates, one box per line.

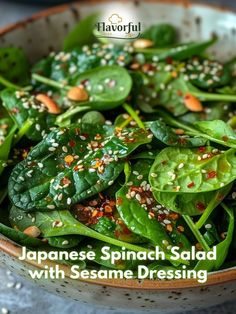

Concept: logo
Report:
left=95, top=12, right=141, bottom=40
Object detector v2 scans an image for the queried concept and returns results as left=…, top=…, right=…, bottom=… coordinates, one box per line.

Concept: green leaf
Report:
left=1, top=89, right=56, bottom=141
left=116, top=160, right=191, bottom=251
left=153, top=183, right=232, bottom=216
left=149, top=146, right=236, bottom=193
left=141, top=24, right=176, bottom=48
left=0, top=223, right=43, bottom=247
left=194, top=120, right=236, bottom=148
left=135, top=38, right=217, bottom=61
left=150, top=120, right=207, bottom=147
left=63, top=13, right=99, bottom=51
left=9, top=123, right=151, bottom=211
left=0, top=47, right=29, bottom=87
left=9, top=206, right=154, bottom=253
left=47, top=235, right=82, bottom=249
left=195, top=203, right=234, bottom=271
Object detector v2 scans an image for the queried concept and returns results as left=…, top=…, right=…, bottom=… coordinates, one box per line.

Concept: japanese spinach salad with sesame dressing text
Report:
left=1, top=13, right=236, bottom=278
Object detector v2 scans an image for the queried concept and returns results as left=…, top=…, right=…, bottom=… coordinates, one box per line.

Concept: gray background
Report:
left=0, top=0, right=236, bottom=313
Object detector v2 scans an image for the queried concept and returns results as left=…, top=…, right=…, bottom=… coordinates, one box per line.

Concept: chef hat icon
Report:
left=108, top=13, right=122, bottom=24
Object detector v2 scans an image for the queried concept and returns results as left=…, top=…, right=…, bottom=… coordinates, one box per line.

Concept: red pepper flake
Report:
left=187, top=181, right=195, bottom=188
left=157, top=214, right=166, bottom=221
left=61, top=177, right=71, bottom=186
left=166, top=56, right=173, bottom=64
left=198, top=146, right=206, bottom=153
left=196, top=202, right=206, bottom=212
left=69, top=140, right=76, bottom=147
left=206, top=170, right=217, bottom=180
left=116, top=197, right=123, bottom=205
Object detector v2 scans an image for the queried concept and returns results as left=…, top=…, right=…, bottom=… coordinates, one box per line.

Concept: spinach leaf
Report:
left=47, top=235, right=82, bottom=249
left=116, top=160, right=191, bottom=251
left=193, top=120, right=236, bottom=148
left=9, top=123, right=151, bottom=211
left=150, top=120, right=207, bottom=147
left=195, top=203, right=234, bottom=271
left=9, top=206, right=154, bottom=253
left=1, top=89, right=56, bottom=141
left=63, top=13, right=99, bottom=51
left=0, top=124, right=17, bottom=175
left=141, top=24, right=176, bottom=48
left=0, top=47, right=29, bottom=87
left=149, top=146, right=236, bottom=193
left=134, top=38, right=217, bottom=61
left=153, top=183, right=232, bottom=216
left=0, top=223, right=42, bottom=247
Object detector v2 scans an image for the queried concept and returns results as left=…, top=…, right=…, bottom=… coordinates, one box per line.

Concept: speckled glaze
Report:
left=0, top=0, right=236, bottom=311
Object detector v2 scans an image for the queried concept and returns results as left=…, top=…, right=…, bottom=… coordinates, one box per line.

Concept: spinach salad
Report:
left=1, top=15, right=236, bottom=278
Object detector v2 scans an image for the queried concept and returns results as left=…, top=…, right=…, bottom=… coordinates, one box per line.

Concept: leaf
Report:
left=0, top=124, right=16, bottom=175
left=135, top=38, right=217, bottom=61
left=47, top=235, right=82, bottom=249
left=1, top=89, right=56, bottom=141
left=63, top=13, right=99, bottom=51
left=9, top=123, right=151, bottom=211
left=150, top=120, right=207, bottom=147
left=0, top=47, right=29, bottom=87
left=116, top=160, right=191, bottom=251
left=195, top=203, right=234, bottom=271
left=9, top=205, right=154, bottom=253
left=141, top=24, right=177, bottom=48
left=153, top=183, right=232, bottom=216
left=149, top=146, right=236, bottom=193
left=0, top=223, right=43, bottom=247
left=194, top=120, right=236, bottom=148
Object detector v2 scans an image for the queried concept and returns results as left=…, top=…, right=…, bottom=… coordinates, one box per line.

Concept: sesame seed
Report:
left=150, top=173, right=157, bottom=177
left=202, top=154, right=209, bottom=159
left=62, top=240, right=69, bottom=246
left=220, top=182, right=225, bottom=187
left=67, top=198, right=72, bottom=205
left=137, top=175, right=143, bottom=180
left=47, top=205, right=55, bottom=209
left=178, top=163, right=184, bottom=169
left=201, top=169, right=207, bottom=173
left=1, top=308, right=9, bottom=314
left=108, top=180, right=114, bottom=186
left=205, top=224, right=212, bottom=229
left=135, top=194, right=141, bottom=202
left=62, top=146, right=68, bottom=153
left=49, top=147, right=56, bottom=152
left=15, top=282, right=22, bottom=290
left=232, top=192, right=236, bottom=199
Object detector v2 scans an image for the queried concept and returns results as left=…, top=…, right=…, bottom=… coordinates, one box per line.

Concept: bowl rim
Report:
left=0, top=0, right=236, bottom=290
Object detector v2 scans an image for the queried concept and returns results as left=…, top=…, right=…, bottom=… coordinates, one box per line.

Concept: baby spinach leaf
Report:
left=195, top=203, right=234, bottom=271
left=0, top=223, right=43, bottom=247
left=141, top=24, right=177, bottom=48
left=0, top=124, right=17, bottom=175
left=149, top=146, right=236, bottom=193
left=116, top=160, right=191, bottom=252
left=9, top=123, right=151, bottom=211
left=1, top=89, right=56, bottom=141
left=0, top=47, right=29, bottom=87
left=193, top=120, right=236, bottom=148
left=47, top=235, right=82, bottom=249
left=135, top=38, right=217, bottom=61
left=63, top=13, right=99, bottom=51
left=150, top=120, right=207, bottom=147
left=153, top=183, right=232, bottom=216
left=9, top=206, right=153, bottom=253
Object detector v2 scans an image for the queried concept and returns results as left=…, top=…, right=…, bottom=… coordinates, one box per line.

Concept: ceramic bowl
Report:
left=0, top=0, right=236, bottom=312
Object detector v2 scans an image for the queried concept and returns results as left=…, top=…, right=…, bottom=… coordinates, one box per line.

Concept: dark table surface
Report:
left=0, top=1, right=236, bottom=313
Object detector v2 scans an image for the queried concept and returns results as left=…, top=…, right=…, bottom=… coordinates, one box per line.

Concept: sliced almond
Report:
left=36, top=94, right=61, bottom=114
left=23, top=226, right=41, bottom=238
left=184, top=93, right=203, bottom=112
left=67, top=86, right=89, bottom=102
left=133, top=39, right=154, bottom=49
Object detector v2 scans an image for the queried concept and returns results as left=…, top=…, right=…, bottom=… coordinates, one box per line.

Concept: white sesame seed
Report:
left=62, top=240, right=69, bottom=246
left=220, top=183, right=225, bottom=187
left=137, top=175, right=143, bottom=180
left=232, top=192, right=236, bottom=199
left=47, top=205, right=55, bottom=209
left=178, top=163, right=184, bottom=169
left=1, top=308, right=9, bottom=314
left=150, top=173, right=157, bottom=177
left=108, top=180, right=114, bottom=186
left=62, top=146, right=68, bottom=153
left=15, top=282, right=22, bottom=290
left=49, top=147, right=56, bottom=152
left=38, top=163, right=43, bottom=168
left=135, top=194, right=141, bottom=202
left=205, top=224, right=212, bottom=229
left=67, top=198, right=72, bottom=205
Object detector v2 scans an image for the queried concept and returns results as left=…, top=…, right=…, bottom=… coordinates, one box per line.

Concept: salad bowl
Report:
left=0, top=0, right=236, bottom=312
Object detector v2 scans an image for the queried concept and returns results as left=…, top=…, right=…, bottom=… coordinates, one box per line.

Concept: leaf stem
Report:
left=0, top=75, right=29, bottom=91
left=32, top=73, right=69, bottom=90
left=192, top=91, right=236, bottom=103
left=56, top=106, right=90, bottom=126
left=13, top=119, right=33, bottom=145
left=122, top=103, right=145, bottom=129
left=183, top=215, right=210, bottom=251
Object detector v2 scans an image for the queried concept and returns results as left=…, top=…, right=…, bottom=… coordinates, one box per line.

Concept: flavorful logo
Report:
left=95, top=12, right=141, bottom=40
